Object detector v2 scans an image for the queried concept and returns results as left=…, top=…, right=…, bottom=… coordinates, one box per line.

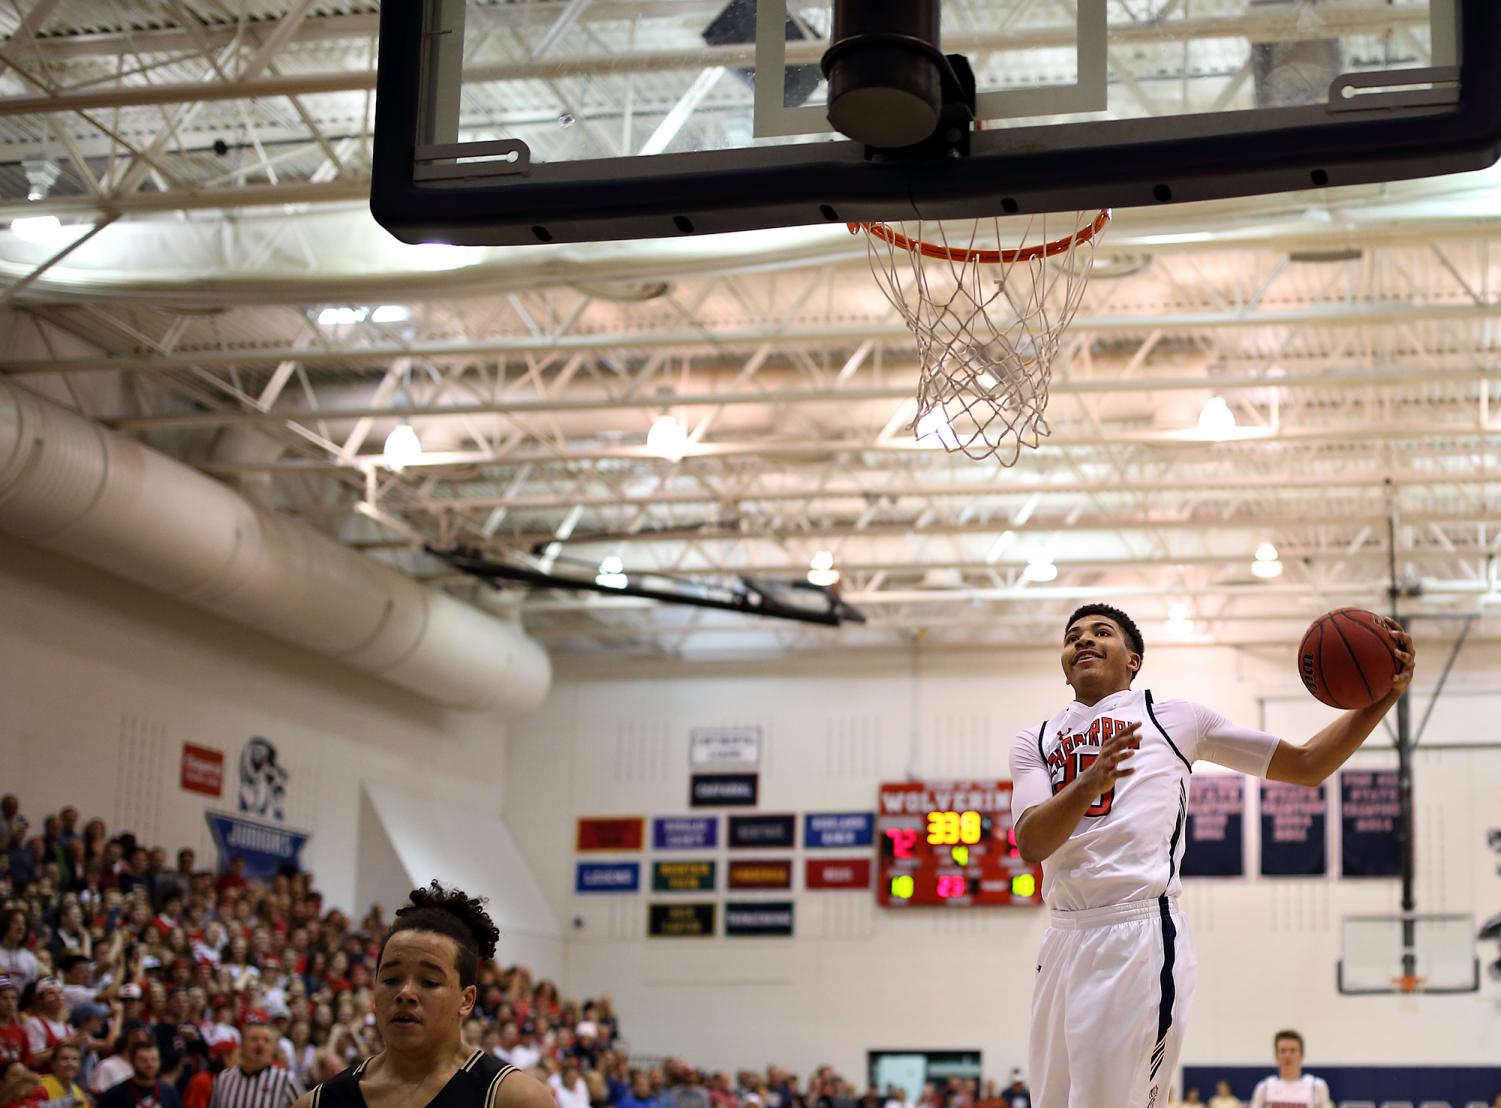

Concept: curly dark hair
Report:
left=384, top=882, right=498, bottom=988
left=1066, top=604, right=1145, bottom=671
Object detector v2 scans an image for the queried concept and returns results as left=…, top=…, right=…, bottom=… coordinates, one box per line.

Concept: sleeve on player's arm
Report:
left=1247, top=1078, right=1267, bottom=1108
left=1009, top=727, right=1053, bottom=824
left=1190, top=702, right=1280, bottom=778
left=1313, top=1077, right=1333, bottom=1108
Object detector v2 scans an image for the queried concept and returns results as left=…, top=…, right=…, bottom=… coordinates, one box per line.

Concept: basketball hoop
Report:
left=851, top=209, right=1110, bottom=464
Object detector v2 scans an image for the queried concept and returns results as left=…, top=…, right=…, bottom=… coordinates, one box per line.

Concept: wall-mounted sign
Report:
left=576, top=817, right=645, bottom=852
left=180, top=744, right=225, bottom=797
left=728, top=813, right=796, bottom=849
left=575, top=862, right=641, bottom=894
left=652, top=860, right=717, bottom=893
left=237, top=737, right=288, bottom=822
left=727, top=858, right=793, bottom=890
left=690, top=773, right=758, bottom=807
left=805, top=857, right=872, bottom=890
left=805, top=811, right=874, bottom=848
left=689, top=725, right=761, bottom=768
left=1260, top=780, right=1328, bottom=876
left=205, top=811, right=308, bottom=881
left=652, top=816, right=718, bottom=850
left=1180, top=775, right=1245, bottom=878
left=724, top=900, right=794, bottom=937
left=648, top=902, right=716, bottom=937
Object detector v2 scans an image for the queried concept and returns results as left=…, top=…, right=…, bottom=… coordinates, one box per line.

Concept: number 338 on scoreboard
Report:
left=875, top=780, right=1045, bottom=909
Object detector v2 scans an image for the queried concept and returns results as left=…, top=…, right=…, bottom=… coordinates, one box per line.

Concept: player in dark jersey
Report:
left=296, top=883, right=553, bottom=1108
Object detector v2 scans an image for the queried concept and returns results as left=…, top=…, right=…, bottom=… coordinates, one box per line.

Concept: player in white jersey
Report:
left=1248, top=1030, right=1332, bottom=1108
left=1009, top=604, right=1414, bottom=1108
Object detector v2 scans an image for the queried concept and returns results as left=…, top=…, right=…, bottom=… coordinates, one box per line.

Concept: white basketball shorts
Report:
left=1028, top=895, right=1196, bottom=1108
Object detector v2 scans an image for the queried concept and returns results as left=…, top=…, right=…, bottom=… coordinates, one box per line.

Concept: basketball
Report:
left=1297, top=608, right=1402, bottom=709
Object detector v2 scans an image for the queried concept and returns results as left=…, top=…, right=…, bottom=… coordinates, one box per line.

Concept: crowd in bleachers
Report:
left=0, top=794, right=1042, bottom=1108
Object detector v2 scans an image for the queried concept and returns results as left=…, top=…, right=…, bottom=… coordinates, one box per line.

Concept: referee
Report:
left=210, top=1017, right=302, bottom=1108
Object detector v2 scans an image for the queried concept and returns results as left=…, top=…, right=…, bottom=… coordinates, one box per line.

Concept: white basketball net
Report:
left=855, top=210, right=1109, bottom=464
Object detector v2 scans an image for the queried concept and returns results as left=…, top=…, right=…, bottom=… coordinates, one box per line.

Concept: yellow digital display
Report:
left=890, top=875, right=915, bottom=900
left=925, top=809, right=983, bottom=846
left=1011, top=873, right=1037, bottom=898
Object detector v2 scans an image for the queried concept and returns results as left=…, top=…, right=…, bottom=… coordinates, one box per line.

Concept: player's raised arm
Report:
left=1012, top=721, right=1141, bottom=863
left=1265, top=623, right=1415, bottom=787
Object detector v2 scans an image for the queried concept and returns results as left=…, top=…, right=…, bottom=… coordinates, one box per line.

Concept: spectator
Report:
left=35, top=1041, right=87, bottom=1106
left=22, top=979, right=78, bottom=1074
left=214, top=859, right=247, bottom=896
left=91, top=1031, right=150, bottom=1097
left=551, top=1060, right=592, bottom=1108
left=97, top=1041, right=180, bottom=1108
left=1, top=1060, right=42, bottom=1108
left=1207, top=1080, right=1240, bottom=1108
left=1000, top=1070, right=1030, bottom=1108
left=0, top=979, right=27, bottom=1071
left=0, top=798, right=19, bottom=848
left=1184, top=1090, right=1203, bottom=1105
left=620, top=1071, right=663, bottom=1108
left=0, top=915, right=38, bottom=994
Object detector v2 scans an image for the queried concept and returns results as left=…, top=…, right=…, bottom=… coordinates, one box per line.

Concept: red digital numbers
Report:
left=885, top=827, right=919, bottom=858
left=936, top=875, right=967, bottom=899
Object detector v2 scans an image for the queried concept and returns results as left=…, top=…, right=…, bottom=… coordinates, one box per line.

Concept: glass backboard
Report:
left=372, top=0, right=1501, bottom=245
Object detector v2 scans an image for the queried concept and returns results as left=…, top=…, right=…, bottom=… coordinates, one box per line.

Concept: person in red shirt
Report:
left=214, top=857, right=248, bottom=894
left=0, top=978, right=28, bottom=1071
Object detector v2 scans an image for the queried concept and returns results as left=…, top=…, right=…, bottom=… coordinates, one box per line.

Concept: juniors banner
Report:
left=206, top=811, right=309, bottom=880
left=1259, top=780, right=1328, bottom=876
left=1180, top=775, right=1245, bottom=877
left=1340, top=769, right=1401, bottom=878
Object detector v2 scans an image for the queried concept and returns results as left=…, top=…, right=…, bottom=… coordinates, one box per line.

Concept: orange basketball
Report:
left=1297, top=608, right=1401, bottom=709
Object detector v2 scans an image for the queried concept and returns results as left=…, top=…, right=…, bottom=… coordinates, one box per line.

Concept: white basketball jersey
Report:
left=1010, top=688, right=1279, bottom=910
left=1249, top=1074, right=1333, bottom=1108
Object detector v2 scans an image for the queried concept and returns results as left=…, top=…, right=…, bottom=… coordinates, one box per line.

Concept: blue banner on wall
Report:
left=1183, top=1065, right=1501, bottom=1105
left=652, top=816, right=718, bottom=850
left=1339, top=769, right=1401, bottom=878
left=206, top=811, right=308, bottom=880
left=1180, top=775, right=1244, bottom=877
left=804, top=812, right=874, bottom=848
left=1259, top=780, right=1327, bottom=876
left=575, top=862, right=641, bottom=894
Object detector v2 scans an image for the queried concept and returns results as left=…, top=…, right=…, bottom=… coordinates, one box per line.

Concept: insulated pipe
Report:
left=0, top=379, right=551, bottom=716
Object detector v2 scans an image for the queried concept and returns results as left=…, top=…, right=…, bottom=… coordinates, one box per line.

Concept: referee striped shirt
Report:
left=209, top=1064, right=304, bottom=1108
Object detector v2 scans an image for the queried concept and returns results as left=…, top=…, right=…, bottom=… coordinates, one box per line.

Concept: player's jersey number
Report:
left=1051, top=751, right=1114, bottom=817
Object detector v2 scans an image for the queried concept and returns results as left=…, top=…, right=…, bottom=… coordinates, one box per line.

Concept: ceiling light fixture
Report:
left=1197, top=396, right=1237, bottom=439
left=9, top=215, right=64, bottom=244
left=915, top=408, right=959, bottom=450
left=382, top=421, right=422, bottom=473
left=370, top=304, right=411, bottom=324
left=595, top=555, right=628, bottom=589
left=807, top=550, right=839, bottom=587
left=646, top=414, right=688, bottom=461
left=1023, top=551, right=1058, bottom=583
left=1251, top=542, right=1283, bottom=579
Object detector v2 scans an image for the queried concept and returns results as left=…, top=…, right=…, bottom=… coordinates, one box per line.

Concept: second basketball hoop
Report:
left=851, top=209, right=1110, bottom=465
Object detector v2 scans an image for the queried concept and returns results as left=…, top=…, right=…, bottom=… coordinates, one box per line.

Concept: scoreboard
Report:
left=876, top=780, right=1044, bottom=908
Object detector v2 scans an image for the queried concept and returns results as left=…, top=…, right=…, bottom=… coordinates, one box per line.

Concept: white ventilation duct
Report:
left=0, top=379, right=550, bottom=716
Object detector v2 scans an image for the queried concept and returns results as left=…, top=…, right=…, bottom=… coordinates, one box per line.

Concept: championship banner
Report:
left=724, top=901, right=794, bottom=937
left=648, top=903, right=715, bottom=937
left=575, top=862, right=641, bottom=894
left=727, top=858, right=793, bottom=890
left=805, top=857, right=872, bottom=890
left=1180, top=775, right=1245, bottom=877
left=576, top=817, right=645, bottom=851
left=205, top=811, right=309, bottom=880
left=1340, top=770, right=1401, bottom=878
left=1259, top=780, right=1328, bottom=876
left=690, top=773, right=759, bottom=807
left=652, top=816, right=718, bottom=850
left=652, top=860, right=717, bottom=893
left=689, top=725, right=761, bottom=768
left=728, top=813, right=796, bottom=849
left=804, top=812, right=874, bottom=848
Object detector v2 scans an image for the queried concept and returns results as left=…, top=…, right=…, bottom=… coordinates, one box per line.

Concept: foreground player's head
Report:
left=1062, top=604, right=1144, bottom=702
left=1273, top=1028, right=1304, bottom=1078
left=376, top=882, right=498, bottom=1052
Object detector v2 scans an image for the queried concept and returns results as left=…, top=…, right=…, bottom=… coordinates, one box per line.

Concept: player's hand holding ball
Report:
left=1298, top=608, right=1416, bottom=710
